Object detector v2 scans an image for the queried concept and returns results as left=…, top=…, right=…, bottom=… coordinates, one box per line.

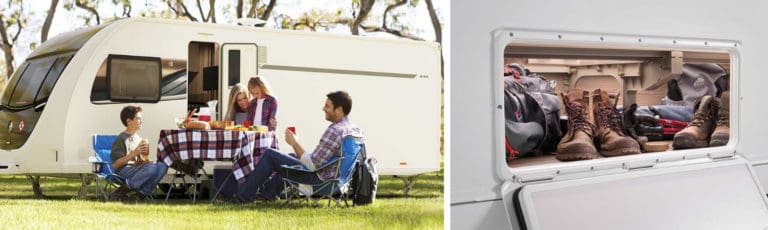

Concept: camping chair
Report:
left=88, top=134, right=126, bottom=200
left=281, top=135, right=364, bottom=207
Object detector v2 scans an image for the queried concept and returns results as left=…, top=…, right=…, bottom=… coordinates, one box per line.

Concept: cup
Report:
left=288, top=126, right=296, bottom=134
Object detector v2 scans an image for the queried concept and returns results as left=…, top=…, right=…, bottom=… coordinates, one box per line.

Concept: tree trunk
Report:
left=208, top=0, right=216, bottom=23
left=195, top=0, right=208, bottom=22
left=236, top=0, right=243, bottom=18
left=424, top=0, right=443, bottom=78
left=247, top=0, right=257, bottom=18
left=42, top=0, right=59, bottom=43
left=351, top=0, right=374, bottom=35
left=425, top=0, right=441, bottom=44
left=0, top=15, right=16, bottom=79
left=258, top=0, right=276, bottom=21
left=75, top=0, right=100, bottom=25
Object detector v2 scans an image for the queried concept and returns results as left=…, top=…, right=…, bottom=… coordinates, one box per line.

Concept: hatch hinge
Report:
left=708, top=151, right=735, bottom=160
left=514, top=172, right=556, bottom=183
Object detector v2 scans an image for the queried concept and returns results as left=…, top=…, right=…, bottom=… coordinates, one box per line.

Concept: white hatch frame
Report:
left=492, top=28, right=741, bottom=183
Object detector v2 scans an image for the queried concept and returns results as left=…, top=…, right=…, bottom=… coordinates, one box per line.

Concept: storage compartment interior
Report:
left=504, top=45, right=732, bottom=168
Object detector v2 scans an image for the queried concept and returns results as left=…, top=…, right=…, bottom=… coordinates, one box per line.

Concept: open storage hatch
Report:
left=494, top=29, right=768, bottom=229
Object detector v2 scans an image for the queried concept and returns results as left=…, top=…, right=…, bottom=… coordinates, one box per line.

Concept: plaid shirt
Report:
left=310, top=116, right=363, bottom=181
left=247, top=95, right=277, bottom=131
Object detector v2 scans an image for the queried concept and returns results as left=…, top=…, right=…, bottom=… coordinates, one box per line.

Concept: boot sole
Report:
left=601, top=147, right=641, bottom=157
left=672, top=135, right=709, bottom=149
left=556, top=152, right=599, bottom=161
left=709, top=134, right=729, bottom=146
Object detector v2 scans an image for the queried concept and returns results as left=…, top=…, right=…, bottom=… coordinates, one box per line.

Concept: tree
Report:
left=41, top=0, right=60, bottom=43
left=0, top=0, right=27, bottom=80
left=63, top=0, right=102, bottom=25
left=235, top=0, right=277, bottom=27
left=111, top=0, right=132, bottom=18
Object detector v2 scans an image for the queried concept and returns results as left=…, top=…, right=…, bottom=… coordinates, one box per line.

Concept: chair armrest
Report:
left=315, top=157, right=341, bottom=171
left=89, top=156, right=106, bottom=164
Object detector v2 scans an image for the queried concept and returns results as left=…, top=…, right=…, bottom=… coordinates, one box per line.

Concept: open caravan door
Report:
left=219, top=43, right=259, bottom=120
left=502, top=157, right=768, bottom=230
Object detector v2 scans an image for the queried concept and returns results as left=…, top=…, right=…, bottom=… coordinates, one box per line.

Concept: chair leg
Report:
left=210, top=173, right=233, bottom=203
left=165, top=171, right=179, bottom=202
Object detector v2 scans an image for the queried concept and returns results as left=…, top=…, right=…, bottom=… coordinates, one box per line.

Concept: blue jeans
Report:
left=238, top=148, right=322, bottom=202
left=118, top=162, right=168, bottom=196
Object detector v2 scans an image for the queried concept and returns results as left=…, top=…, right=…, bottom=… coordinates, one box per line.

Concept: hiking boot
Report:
left=556, top=89, right=599, bottom=161
left=673, top=95, right=718, bottom=149
left=592, top=89, right=641, bottom=157
left=109, top=185, right=131, bottom=201
left=710, top=91, right=730, bottom=146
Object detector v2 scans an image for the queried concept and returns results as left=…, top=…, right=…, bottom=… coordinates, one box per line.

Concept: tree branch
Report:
left=75, top=0, right=100, bottom=25
left=247, top=0, right=257, bottom=18
left=361, top=25, right=424, bottom=41
left=195, top=0, right=208, bottom=22
left=42, top=0, right=59, bottom=42
left=351, top=0, right=374, bottom=35
left=236, top=0, right=243, bottom=18
left=12, top=17, right=23, bottom=42
left=382, top=0, right=407, bottom=30
left=0, top=15, right=11, bottom=47
left=258, top=0, right=276, bottom=21
left=425, top=0, right=441, bottom=44
left=176, top=0, right=198, bottom=22
left=208, top=0, right=216, bottom=23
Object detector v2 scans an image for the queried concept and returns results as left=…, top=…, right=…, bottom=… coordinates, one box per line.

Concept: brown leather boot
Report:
left=673, top=95, right=718, bottom=149
left=556, top=89, right=599, bottom=161
left=592, top=89, right=641, bottom=156
left=710, top=91, right=729, bottom=146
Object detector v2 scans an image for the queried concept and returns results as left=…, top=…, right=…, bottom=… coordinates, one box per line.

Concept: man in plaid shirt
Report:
left=238, top=91, right=362, bottom=202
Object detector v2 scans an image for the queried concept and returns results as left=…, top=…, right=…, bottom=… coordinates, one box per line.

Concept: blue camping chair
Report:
left=88, top=134, right=126, bottom=200
left=281, top=135, right=364, bottom=207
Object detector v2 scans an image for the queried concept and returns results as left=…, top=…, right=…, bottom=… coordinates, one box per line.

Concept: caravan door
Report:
left=502, top=157, right=768, bottom=229
left=219, top=43, right=259, bottom=120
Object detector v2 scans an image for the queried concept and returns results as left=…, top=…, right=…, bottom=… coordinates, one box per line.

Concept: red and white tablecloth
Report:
left=156, top=129, right=276, bottom=183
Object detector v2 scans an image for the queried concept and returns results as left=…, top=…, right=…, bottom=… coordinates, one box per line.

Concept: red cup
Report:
left=288, top=126, right=296, bottom=134
left=243, top=120, right=252, bottom=128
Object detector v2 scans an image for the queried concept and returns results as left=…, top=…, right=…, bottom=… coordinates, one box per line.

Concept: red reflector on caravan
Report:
left=400, top=162, right=407, bottom=165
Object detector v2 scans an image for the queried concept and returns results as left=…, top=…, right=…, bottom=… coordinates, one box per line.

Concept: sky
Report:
left=3, top=0, right=448, bottom=66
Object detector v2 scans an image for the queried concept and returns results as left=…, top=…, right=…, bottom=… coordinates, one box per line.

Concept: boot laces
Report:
left=563, top=98, right=594, bottom=135
left=595, top=100, right=623, bottom=134
left=689, top=99, right=717, bottom=127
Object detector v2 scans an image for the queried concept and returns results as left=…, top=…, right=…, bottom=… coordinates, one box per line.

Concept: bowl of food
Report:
left=209, top=120, right=233, bottom=130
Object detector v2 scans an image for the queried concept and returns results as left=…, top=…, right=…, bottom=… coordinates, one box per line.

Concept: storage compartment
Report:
left=213, top=164, right=237, bottom=198
left=502, top=40, right=733, bottom=169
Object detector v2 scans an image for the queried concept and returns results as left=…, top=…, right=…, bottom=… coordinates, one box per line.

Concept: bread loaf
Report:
left=185, top=120, right=210, bottom=130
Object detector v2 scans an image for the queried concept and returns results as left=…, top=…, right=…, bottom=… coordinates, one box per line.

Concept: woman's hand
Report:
left=269, top=117, right=278, bottom=130
left=285, top=128, right=297, bottom=146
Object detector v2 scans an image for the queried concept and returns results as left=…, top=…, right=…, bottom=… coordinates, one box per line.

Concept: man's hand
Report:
left=284, top=128, right=305, bottom=158
left=285, top=128, right=297, bottom=146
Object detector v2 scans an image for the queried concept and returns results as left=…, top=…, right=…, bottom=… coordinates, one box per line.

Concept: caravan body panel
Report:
left=0, top=18, right=441, bottom=177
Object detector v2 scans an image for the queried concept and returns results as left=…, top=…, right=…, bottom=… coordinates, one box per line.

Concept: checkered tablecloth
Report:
left=156, top=129, right=276, bottom=183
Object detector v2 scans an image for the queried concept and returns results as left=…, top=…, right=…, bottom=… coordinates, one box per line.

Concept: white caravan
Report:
left=0, top=18, right=441, bottom=190
left=451, top=0, right=768, bottom=229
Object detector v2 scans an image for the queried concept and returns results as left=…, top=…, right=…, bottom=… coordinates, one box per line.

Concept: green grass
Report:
left=0, top=172, right=443, bottom=229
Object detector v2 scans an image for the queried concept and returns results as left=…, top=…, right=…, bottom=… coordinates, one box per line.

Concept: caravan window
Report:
left=107, top=55, right=161, bottom=102
left=91, top=56, right=186, bottom=103
left=2, top=54, right=72, bottom=108
left=502, top=43, right=732, bottom=169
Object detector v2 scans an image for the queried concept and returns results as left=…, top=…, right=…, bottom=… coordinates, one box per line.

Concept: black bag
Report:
left=351, top=149, right=378, bottom=205
left=504, top=76, right=562, bottom=160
